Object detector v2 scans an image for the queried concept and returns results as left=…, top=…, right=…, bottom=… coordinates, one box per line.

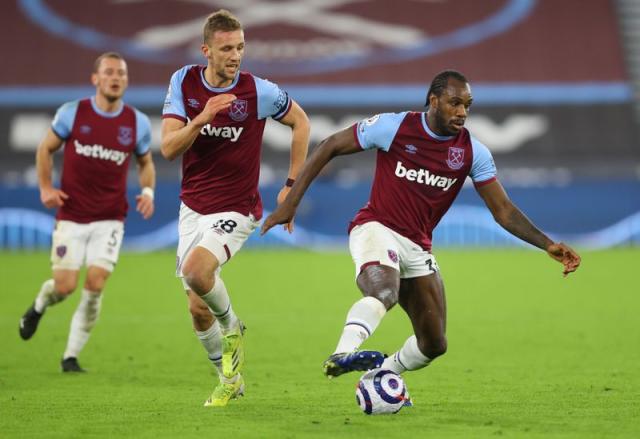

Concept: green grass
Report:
left=1, top=249, right=638, bottom=438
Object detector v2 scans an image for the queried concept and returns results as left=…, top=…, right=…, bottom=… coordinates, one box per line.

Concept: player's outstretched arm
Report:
left=36, top=128, right=68, bottom=209
left=476, top=179, right=581, bottom=276
left=260, top=127, right=361, bottom=235
left=274, top=100, right=310, bottom=233
left=135, top=151, right=156, bottom=220
left=160, top=94, right=236, bottom=161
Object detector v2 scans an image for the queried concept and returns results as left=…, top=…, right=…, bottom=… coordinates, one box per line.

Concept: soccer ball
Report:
left=355, top=369, right=409, bottom=415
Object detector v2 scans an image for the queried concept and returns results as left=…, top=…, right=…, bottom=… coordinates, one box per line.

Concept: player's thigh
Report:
left=399, top=271, right=447, bottom=343
left=349, top=222, right=401, bottom=278
left=176, top=207, right=257, bottom=288
left=85, top=220, right=125, bottom=272
left=50, top=220, right=89, bottom=272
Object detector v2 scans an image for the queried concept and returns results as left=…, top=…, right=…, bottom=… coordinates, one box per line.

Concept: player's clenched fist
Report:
left=192, top=94, right=237, bottom=127
left=40, top=186, right=69, bottom=209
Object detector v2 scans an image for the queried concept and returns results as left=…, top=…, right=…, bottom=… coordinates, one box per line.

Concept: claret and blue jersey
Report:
left=350, top=111, right=497, bottom=251
left=51, top=97, right=151, bottom=223
left=162, top=65, right=292, bottom=219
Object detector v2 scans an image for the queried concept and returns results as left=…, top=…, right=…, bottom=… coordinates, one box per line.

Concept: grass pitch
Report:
left=1, top=249, right=638, bottom=438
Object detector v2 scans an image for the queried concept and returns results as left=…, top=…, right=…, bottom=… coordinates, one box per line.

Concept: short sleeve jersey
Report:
left=350, top=111, right=497, bottom=251
left=162, top=65, right=292, bottom=219
left=51, top=97, right=151, bottom=223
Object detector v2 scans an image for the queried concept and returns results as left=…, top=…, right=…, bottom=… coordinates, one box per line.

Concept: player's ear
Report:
left=91, top=73, right=98, bottom=87
left=201, top=44, right=210, bottom=60
left=428, top=93, right=438, bottom=108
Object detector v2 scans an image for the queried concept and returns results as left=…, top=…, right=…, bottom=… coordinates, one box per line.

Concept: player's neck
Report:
left=94, top=94, right=122, bottom=114
left=425, top=112, right=446, bottom=137
left=204, top=66, right=234, bottom=89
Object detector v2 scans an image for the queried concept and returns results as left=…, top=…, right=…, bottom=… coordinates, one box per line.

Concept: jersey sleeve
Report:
left=162, top=66, right=190, bottom=122
left=353, top=112, right=407, bottom=152
left=253, top=76, right=292, bottom=120
left=51, top=101, right=79, bottom=140
left=134, top=109, right=152, bottom=156
left=469, top=136, right=498, bottom=186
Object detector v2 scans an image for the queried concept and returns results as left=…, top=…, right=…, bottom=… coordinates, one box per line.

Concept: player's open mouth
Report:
left=451, top=119, right=465, bottom=129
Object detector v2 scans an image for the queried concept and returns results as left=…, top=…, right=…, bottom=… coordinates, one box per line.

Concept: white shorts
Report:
left=50, top=220, right=124, bottom=272
left=176, top=203, right=259, bottom=288
left=349, top=221, right=439, bottom=279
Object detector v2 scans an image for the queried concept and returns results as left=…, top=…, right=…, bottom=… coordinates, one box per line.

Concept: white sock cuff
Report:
left=43, top=279, right=55, bottom=293
left=195, top=320, right=221, bottom=338
left=344, top=296, right=386, bottom=334
left=201, top=276, right=231, bottom=318
left=212, top=275, right=226, bottom=295
left=361, top=296, right=386, bottom=317
left=82, top=288, right=102, bottom=300
left=398, top=335, right=431, bottom=370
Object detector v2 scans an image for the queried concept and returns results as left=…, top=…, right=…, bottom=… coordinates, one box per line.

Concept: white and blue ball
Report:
left=355, top=369, right=409, bottom=415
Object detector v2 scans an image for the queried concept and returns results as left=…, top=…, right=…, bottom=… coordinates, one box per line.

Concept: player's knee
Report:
left=84, top=277, right=107, bottom=293
left=54, top=278, right=77, bottom=296
left=182, top=260, right=214, bottom=295
left=183, top=271, right=212, bottom=295
left=418, top=335, right=447, bottom=359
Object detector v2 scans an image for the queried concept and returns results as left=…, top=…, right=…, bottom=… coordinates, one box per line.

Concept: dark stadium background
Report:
left=1, top=0, right=639, bottom=250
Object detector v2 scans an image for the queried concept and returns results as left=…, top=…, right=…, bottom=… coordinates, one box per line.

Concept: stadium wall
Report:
left=2, top=180, right=639, bottom=251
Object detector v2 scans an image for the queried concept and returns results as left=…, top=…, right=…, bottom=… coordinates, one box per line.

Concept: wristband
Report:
left=285, top=178, right=295, bottom=187
left=141, top=187, right=154, bottom=200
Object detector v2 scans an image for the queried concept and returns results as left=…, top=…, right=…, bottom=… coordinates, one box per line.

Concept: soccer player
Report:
left=160, top=10, right=310, bottom=407
left=262, top=70, right=581, bottom=386
left=18, top=52, right=156, bottom=373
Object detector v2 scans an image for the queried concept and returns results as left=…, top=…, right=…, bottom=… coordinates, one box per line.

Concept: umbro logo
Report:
left=405, top=144, right=417, bottom=154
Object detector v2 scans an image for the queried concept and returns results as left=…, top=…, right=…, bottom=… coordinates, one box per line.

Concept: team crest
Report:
left=387, top=249, right=398, bottom=264
left=56, top=245, right=67, bottom=258
left=117, top=126, right=133, bottom=146
left=446, top=146, right=465, bottom=170
left=228, top=99, right=249, bottom=122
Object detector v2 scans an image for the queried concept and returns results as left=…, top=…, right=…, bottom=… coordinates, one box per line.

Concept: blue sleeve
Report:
left=51, top=101, right=79, bottom=140
left=469, top=136, right=497, bottom=183
left=162, top=66, right=190, bottom=120
left=254, top=76, right=292, bottom=120
left=355, top=112, right=407, bottom=152
left=134, top=109, right=152, bottom=156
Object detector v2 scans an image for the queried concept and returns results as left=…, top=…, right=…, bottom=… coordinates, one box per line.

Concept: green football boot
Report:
left=221, top=321, right=246, bottom=378
left=204, top=375, right=245, bottom=407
